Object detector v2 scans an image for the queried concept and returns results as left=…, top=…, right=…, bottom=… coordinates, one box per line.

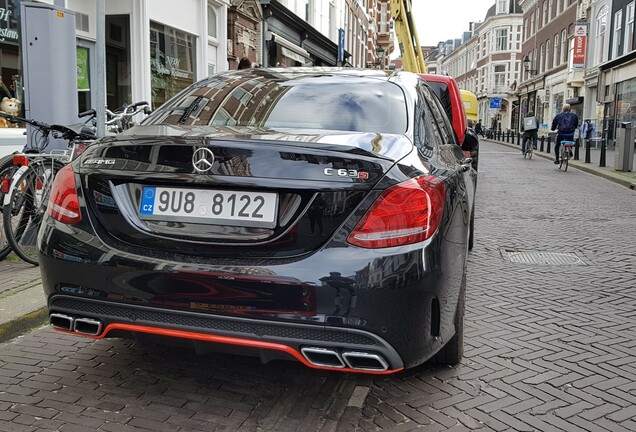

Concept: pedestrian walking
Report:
left=551, top=104, right=579, bottom=164
left=521, top=111, right=538, bottom=155
left=475, top=119, right=484, bottom=137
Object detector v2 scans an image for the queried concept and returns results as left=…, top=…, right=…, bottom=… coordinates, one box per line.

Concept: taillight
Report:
left=1, top=177, right=9, bottom=194
left=13, top=155, right=29, bottom=166
left=347, top=176, right=445, bottom=249
left=47, top=164, right=81, bottom=225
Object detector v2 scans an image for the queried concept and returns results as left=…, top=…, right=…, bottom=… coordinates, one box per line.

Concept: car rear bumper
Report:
left=38, top=216, right=466, bottom=371
left=47, top=294, right=404, bottom=374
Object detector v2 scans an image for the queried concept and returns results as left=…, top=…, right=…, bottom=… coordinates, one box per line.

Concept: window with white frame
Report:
left=543, top=1, right=548, bottom=27
left=495, top=27, right=508, bottom=51
left=530, top=12, right=535, bottom=36
left=554, top=34, right=559, bottom=66
left=561, top=29, right=567, bottom=64
left=496, top=0, right=508, bottom=14
left=207, top=5, right=217, bottom=39
left=613, top=9, right=623, bottom=58
left=540, top=43, right=544, bottom=72
left=546, top=38, right=551, bottom=69
left=494, top=64, right=506, bottom=91
left=597, top=6, right=609, bottom=63
left=380, top=2, right=387, bottom=33
left=549, top=0, right=553, bottom=20
left=625, top=2, right=635, bottom=53
left=524, top=18, right=529, bottom=41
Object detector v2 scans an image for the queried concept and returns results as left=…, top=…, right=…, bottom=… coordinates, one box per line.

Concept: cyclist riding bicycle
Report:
left=551, top=103, right=579, bottom=165
left=521, top=111, right=538, bottom=155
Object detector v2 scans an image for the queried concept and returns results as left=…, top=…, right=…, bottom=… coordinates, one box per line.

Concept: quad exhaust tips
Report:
left=49, top=314, right=103, bottom=336
left=301, top=346, right=389, bottom=372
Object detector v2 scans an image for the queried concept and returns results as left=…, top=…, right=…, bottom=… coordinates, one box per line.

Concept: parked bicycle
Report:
left=0, top=111, right=97, bottom=264
left=0, top=101, right=151, bottom=264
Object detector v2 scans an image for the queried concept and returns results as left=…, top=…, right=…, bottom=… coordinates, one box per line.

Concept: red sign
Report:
left=573, top=24, right=588, bottom=69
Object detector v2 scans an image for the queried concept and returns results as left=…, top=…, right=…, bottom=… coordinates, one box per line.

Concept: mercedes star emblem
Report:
left=192, top=147, right=215, bottom=173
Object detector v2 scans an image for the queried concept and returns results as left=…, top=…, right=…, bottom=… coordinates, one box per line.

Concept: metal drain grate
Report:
left=501, top=249, right=586, bottom=265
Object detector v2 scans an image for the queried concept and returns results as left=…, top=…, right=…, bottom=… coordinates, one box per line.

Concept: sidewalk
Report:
left=485, top=136, right=636, bottom=189
left=0, top=255, right=46, bottom=343
left=1, top=139, right=635, bottom=344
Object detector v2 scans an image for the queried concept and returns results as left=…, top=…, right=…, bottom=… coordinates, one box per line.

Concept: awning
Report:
left=269, top=32, right=310, bottom=60
left=566, top=96, right=584, bottom=105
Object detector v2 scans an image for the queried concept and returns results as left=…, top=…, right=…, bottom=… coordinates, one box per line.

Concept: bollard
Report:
left=497, top=130, right=501, bottom=141
left=517, top=132, right=521, bottom=146
left=540, top=136, right=545, bottom=152
left=506, top=131, right=510, bottom=143
left=547, top=136, right=551, bottom=154
left=574, top=138, right=580, bottom=160
left=585, top=139, right=591, bottom=163
left=599, top=139, right=606, bottom=167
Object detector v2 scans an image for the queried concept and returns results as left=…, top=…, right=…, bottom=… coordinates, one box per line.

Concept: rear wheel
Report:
left=0, top=155, right=19, bottom=261
left=433, top=276, right=465, bottom=365
left=3, top=160, right=64, bottom=265
left=563, top=148, right=569, bottom=172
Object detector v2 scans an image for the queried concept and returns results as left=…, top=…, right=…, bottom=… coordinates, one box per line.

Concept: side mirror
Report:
left=462, top=128, right=479, bottom=153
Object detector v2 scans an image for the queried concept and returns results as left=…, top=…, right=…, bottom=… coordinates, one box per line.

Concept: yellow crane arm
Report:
left=390, top=0, right=427, bottom=74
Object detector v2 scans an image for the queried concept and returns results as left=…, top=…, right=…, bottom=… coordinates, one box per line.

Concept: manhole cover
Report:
left=501, top=249, right=586, bottom=265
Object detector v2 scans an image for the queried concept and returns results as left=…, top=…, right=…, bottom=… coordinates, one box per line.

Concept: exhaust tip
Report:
left=342, top=351, right=389, bottom=372
left=50, top=313, right=74, bottom=331
left=73, top=317, right=103, bottom=336
left=300, top=347, right=345, bottom=368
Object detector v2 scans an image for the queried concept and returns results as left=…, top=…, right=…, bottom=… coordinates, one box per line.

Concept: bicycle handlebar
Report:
left=0, top=111, right=50, bottom=130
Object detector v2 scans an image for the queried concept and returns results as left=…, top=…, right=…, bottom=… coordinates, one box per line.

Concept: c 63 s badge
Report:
left=323, top=168, right=369, bottom=179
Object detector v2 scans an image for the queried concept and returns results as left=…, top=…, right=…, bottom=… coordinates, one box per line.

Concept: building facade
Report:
left=518, top=0, right=583, bottom=131
left=441, top=1, right=523, bottom=131
left=595, top=0, right=636, bottom=146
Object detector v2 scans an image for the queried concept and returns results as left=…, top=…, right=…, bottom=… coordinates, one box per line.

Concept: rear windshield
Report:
left=425, top=82, right=453, bottom=124
left=143, top=72, right=408, bottom=134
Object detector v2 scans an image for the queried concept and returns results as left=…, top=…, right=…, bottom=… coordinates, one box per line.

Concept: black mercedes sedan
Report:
left=39, top=68, right=476, bottom=374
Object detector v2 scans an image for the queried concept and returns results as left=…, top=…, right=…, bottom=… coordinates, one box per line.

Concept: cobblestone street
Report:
left=0, top=140, right=635, bottom=431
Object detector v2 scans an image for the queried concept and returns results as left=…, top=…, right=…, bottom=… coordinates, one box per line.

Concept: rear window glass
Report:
left=143, top=72, right=408, bottom=134
left=425, top=82, right=453, bottom=124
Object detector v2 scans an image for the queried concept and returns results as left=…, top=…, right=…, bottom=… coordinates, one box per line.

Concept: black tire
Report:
left=527, top=148, right=533, bottom=160
left=0, top=155, right=19, bottom=261
left=564, top=152, right=569, bottom=172
left=3, top=160, right=64, bottom=265
left=433, top=276, right=465, bottom=365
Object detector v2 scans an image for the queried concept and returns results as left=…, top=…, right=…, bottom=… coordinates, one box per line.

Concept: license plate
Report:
left=139, top=186, right=278, bottom=228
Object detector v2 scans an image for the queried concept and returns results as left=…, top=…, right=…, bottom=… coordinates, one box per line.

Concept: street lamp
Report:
left=376, top=45, right=385, bottom=69
left=522, top=54, right=537, bottom=75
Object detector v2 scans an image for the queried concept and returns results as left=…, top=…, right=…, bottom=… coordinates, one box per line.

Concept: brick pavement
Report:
left=0, top=140, right=635, bottom=431
left=0, top=256, right=41, bottom=296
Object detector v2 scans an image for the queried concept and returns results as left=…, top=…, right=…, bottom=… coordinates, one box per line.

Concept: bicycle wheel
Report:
left=3, top=159, right=64, bottom=265
left=0, top=155, right=19, bottom=260
left=527, top=147, right=533, bottom=160
left=563, top=147, right=569, bottom=172
left=559, top=146, right=565, bottom=170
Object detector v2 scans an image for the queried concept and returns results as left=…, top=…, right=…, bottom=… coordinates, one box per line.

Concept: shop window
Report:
left=105, top=15, right=132, bottom=111
left=0, top=0, right=23, bottom=116
left=597, top=6, right=608, bottom=63
left=150, top=21, right=196, bottom=108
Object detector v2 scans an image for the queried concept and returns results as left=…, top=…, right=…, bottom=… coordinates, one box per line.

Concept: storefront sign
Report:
left=0, top=8, right=18, bottom=42
left=573, top=24, right=587, bottom=69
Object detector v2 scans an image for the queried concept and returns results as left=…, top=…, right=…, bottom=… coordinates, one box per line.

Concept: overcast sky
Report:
left=411, top=0, right=497, bottom=46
